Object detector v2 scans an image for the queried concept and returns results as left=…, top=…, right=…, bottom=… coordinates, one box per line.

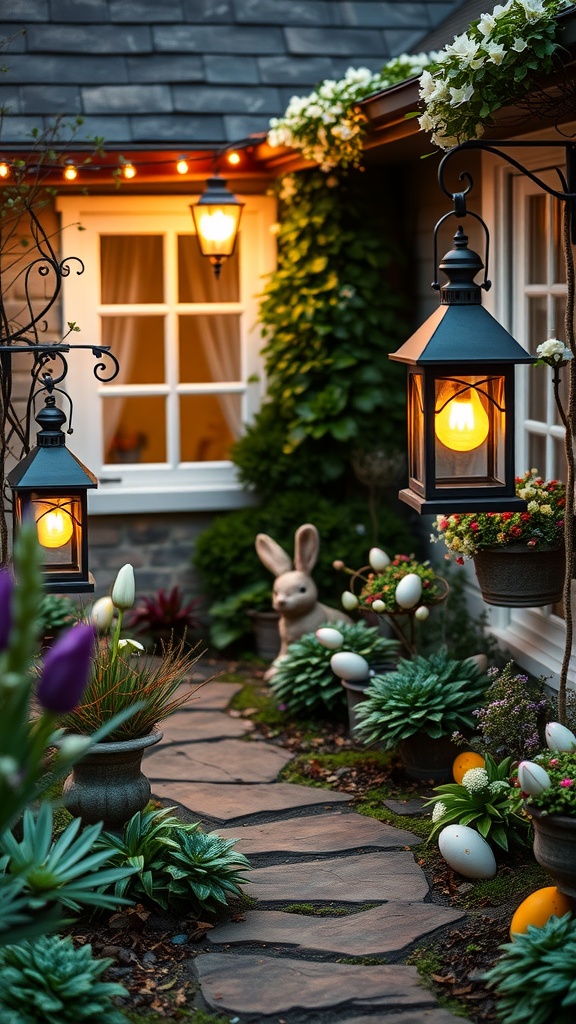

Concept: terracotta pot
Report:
left=528, top=804, right=576, bottom=899
left=472, top=544, right=565, bottom=607
left=62, top=728, right=163, bottom=830
left=397, top=732, right=460, bottom=782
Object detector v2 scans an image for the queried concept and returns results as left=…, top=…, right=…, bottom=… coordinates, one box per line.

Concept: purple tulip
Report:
left=37, top=624, right=96, bottom=714
left=0, top=570, right=13, bottom=652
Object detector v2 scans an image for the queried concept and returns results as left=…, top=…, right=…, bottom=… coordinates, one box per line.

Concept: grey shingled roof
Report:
left=0, top=0, right=466, bottom=148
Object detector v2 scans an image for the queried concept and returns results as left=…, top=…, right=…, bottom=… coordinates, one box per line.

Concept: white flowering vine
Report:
left=418, top=0, right=572, bottom=149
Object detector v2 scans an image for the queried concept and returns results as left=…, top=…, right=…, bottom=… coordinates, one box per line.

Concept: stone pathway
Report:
left=145, top=678, right=466, bottom=1023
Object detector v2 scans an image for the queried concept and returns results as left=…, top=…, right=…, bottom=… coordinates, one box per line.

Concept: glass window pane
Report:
left=100, top=236, right=164, bottom=303
left=553, top=199, right=566, bottom=285
left=103, top=396, right=166, bottom=464
left=528, top=432, right=547, bottom=475
left=179, top=394, right=241, bottom=462
left=527, top=195, right=547, bottom=284
left=100, top=316, right=165, bottom=384
left=528, top=296, right=548, bottom=422
left=179, top=315, right=241, bottom=382
left=553, top=435, right=568, bottom=481
left=553, top=297, right=569, bottom=428
left=178, top=234, right=240, bottom=303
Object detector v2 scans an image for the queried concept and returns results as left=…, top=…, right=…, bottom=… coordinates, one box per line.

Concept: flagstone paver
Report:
left=215, top=811, right=419, bottom=854
left=174, top=680, right=243, bottom=709
left=247, top=851, right=430, bottom=903
left=208, top=902, right=465, bottom=955
left=195, top=954, right=443, bottom=1016
left=336, top=1012, right=466, bottom=1023
left=145, top=738, right=292, bottom=783
left=151, top=780, right=351, bottom=822
left=158, top=709, right=254, bottom=743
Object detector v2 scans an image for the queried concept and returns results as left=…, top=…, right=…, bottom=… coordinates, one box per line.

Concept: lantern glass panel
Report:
left=434, top=374, right=506, bottom=488
left=30, top=492, right=83, bottom=571
left=408, top=371, right=425, bottom=488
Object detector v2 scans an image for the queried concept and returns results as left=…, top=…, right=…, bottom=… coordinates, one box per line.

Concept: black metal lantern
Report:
left=8, top=394, right=97, bottom=592
left=390, top=224, right=535, bottom=514
left=190, top=174, right=244, bottom=278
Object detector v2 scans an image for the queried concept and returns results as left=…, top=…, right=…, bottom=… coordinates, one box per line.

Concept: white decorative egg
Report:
left=545, top=721, right=576, bottom=752
left=371, top=599, right=386, bottom=613
left=438, top=824, right=497, bottom=879
left=341, top=591, right=359, bottom=611
left=414, top=605, right=429, bottom=621
left=330, top=651, right=370, bottom=682
left=315, top=627, right=344, bottom=650
left=369, top=547, right=391, bottom=572
left=394, top=573, right=423, bottom=609
left=517, top=760, right=551, bottom=797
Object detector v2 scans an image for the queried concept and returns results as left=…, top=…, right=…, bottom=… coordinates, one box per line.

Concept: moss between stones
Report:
left=282, top=902, right=380, bottom=917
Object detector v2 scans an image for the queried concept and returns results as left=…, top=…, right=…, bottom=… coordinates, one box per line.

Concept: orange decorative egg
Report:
left=510, top=887, right=574, bottom=939
left=452, top=751, right=485, bottom=785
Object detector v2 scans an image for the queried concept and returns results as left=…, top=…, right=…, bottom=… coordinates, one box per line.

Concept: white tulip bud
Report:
left=369, top=547, right=390, bottom=572
left=90, top=596, right=115, bottom=634
left=517, top=760, right=551, bottom=796
left=111, top=564, right=135, bottom=611
left=118, top=638, right=145, bottom=654
left=341, top=591, right=359, bottom=611
left=545, top=721, right=576, bottom=752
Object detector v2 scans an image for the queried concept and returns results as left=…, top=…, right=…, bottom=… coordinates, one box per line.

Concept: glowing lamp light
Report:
left=176, top=156, right=189, bottom=175
left=190, top=174, right=244, bottom=278
left=121, top=162, right=136, bottom=179
left=227, top=151, right=241, bottom=166
left=435, top=383, right=490, bottom=452
left=63, top=161, right=78, bottom=181
left=0, top=161, right=10, bottom=178
left=35, top=501, right=74, bottom=548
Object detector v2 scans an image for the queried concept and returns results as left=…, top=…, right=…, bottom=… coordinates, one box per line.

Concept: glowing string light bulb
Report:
left=63, top=161, right=78, bottom=181
left=176, top=156, right=189, bottom=174
left=0, top=161, right=10, bottom=178
left=121, top=162, right=136, bottom=179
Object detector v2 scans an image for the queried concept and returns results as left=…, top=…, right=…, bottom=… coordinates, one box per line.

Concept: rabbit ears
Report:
left=255, top=523, right=320, bottom=577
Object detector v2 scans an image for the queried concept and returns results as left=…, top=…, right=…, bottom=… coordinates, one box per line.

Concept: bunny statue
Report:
left=255, top=523, right=351, bottom=679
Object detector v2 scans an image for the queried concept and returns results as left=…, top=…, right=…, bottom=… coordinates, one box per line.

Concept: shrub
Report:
left=270, top=621, right=400, bottom=717
left=0, top=934, right=128, bottom=1023
left=485, top=912, right=576, bottom=1024
left=95, top=806, right=250, bottom=915
left=208, top=581, right=272, bottom=650
left=355, top=650, right=487, bottom=750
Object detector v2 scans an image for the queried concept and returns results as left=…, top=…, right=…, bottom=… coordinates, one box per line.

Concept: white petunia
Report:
left=478, top=13, right=497, bottom=36
left=512, top=37, right=528, bottom=52
left=485, top=41, right=506, bottom=64
left=449, top=84, right=474, bottom=106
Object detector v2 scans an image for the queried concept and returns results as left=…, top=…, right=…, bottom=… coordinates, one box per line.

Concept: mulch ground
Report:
left=68, top=664, right=529, bottom=1022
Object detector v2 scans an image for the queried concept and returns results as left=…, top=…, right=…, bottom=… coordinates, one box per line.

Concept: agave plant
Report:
left=355, top=650, right=487, bottom=750
left=270, top=620, right=400, bottom=717
left=0, top=934, right=128, bottom=1023
left=95, top=805, right=251, bottom=914
left=425, top=753, right=530, bottom=852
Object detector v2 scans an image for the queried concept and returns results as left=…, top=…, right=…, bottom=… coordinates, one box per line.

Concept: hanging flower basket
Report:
left=472, top=544, right=565, bottom=607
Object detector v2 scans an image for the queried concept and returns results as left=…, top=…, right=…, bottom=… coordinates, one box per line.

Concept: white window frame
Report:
left=56, top=193, right=276, bottom=514
left=477, top=138, right=573, bottom=690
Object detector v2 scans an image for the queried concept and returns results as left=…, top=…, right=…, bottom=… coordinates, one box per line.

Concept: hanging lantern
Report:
left=8, top=395, right=97, bottom=592
left=190, top=174, right=244, bottom=277
left=390, top=225, right=535, bottom=514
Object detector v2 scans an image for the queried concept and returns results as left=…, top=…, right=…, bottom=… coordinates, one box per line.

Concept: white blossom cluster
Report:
left=431, top=800, right=448, bottom=822
left=418, top=0, right=571, bottom=150
left=536, top=337, right=573, bottom=366
left=461, top=766, right=490, bottom=792
left=268, top=54, right=434, bottom=172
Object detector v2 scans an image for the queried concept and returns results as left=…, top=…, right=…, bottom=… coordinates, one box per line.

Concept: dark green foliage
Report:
left=0, top=934, right=128, bottom=1023
left=193, top=492, right=417, bottom=605
left=355, top=650, right=488, bottom=750
left=485, top=912, right=576, bottom=1024
left=95, top=806, right=250, bottom=915
left=37, top=594, right=76, bottom=638
left=208, top=581, right=271, bottom=650
left=422, top=564, right=500, bottom=662
left=270, top=621, right=400, bottom=717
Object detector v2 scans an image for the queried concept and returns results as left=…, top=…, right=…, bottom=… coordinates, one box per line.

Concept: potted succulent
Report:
left=127, top=585, right=202, bottom=646
left=432, top=469, right=566, bottom=607
left=60, top=564, right=207, bottom=829
left=516, top=721, right=576, bottom=898
left=354, top=650, right=488, bottom=781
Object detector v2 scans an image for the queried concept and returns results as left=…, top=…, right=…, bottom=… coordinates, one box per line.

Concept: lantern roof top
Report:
left=390, top=303, right=536, bottom=366
left=7, top=445, right=98, bottom=491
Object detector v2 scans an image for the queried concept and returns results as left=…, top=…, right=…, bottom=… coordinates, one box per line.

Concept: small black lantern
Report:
left=390, top=225, right=535, bottom=514
left=190, top=173, right=244, bottom=278
left=8, top=394, right=97, bottom=592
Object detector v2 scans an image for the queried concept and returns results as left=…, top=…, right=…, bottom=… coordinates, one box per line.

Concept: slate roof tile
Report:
left=126, top=54, right=204, bottom=83
left=26, top=24, right=153, bottom=54
left=0, top=0, right=48, bottom=21
left=174, top=84, right=280, bottom=114
left=109, top=0, right=183, bottom=21
left=129, top=113, right=224, bottom=142
left=82, top=84, right=172, bottom=115
left=339, top=3, right=431, bottom=29
left=2, top=55, right=130, bottom=85
left=284, top=26, right=390, bottom=57
left=258, top=55, right=335, bottom=86
left=233, top=1, right=336, bottom=27
left=48, top=0, right=111, bottom=22
left=204, top=55, right=261, bottom=84
left=21, top=85, right=82, bottom=116
left=153, top=24, right=286, bottom=54
left=181, top=1, right=235, bottom=24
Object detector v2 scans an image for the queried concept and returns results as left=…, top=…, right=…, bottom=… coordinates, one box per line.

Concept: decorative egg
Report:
left=453, top=751, right=485, bottom=785
left=330, top=651, right=370, bottom=682
left=371, top=599, right=386, bottom=613
left=394, top=573, right=423, bottom=609
left=369, top=547, right=391, bottom=572
left=414, top=605, right=429, bottom=621
left=517, top=760, right=551, bottom=796
left=510, top=887, right=573, bottom=939
left=341, top=591, right=359, bottom=611
left=438, top=824, right=497, bottom=879
left=545, top=721, right=576, bottom=752
left=315, top=627, right=344, bottom=650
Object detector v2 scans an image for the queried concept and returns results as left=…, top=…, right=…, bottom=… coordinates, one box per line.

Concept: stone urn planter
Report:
left=249, top=609, right=281, bottom=661
left=472, top=544, right=565, bottom=607
left=340, top=660, right=398, bottom=739
left=527, top=804, right=576, bottom=899
left=396, top=732, right=460, bottom=783
left=62, top=728, right=163, bottom=830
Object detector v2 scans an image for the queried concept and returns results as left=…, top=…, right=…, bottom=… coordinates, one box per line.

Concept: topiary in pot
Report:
left=355, top=650, right=488, bottom=779
left=0, top=934, right=129, bottom=1023
left=270, top=620, right=400, bottom=718
left=485, top=911, right=576, bottom=1024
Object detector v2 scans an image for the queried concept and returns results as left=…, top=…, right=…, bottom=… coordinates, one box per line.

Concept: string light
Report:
left=0, top=161, right=10, bottom=178
left=176, top=156, right=189, bottom=175
left=63, top=160, right=78, bottom=181
left=121, top=162, right=136, bottom=179
left=227, top=151, right=241, bottom=165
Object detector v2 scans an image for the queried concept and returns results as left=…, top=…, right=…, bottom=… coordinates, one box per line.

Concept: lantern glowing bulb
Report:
left=435, top=387, right=490, bottom=452
left=36, top=506, right=74, bottom=549
left=197, top=209, right=236, bottom=245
